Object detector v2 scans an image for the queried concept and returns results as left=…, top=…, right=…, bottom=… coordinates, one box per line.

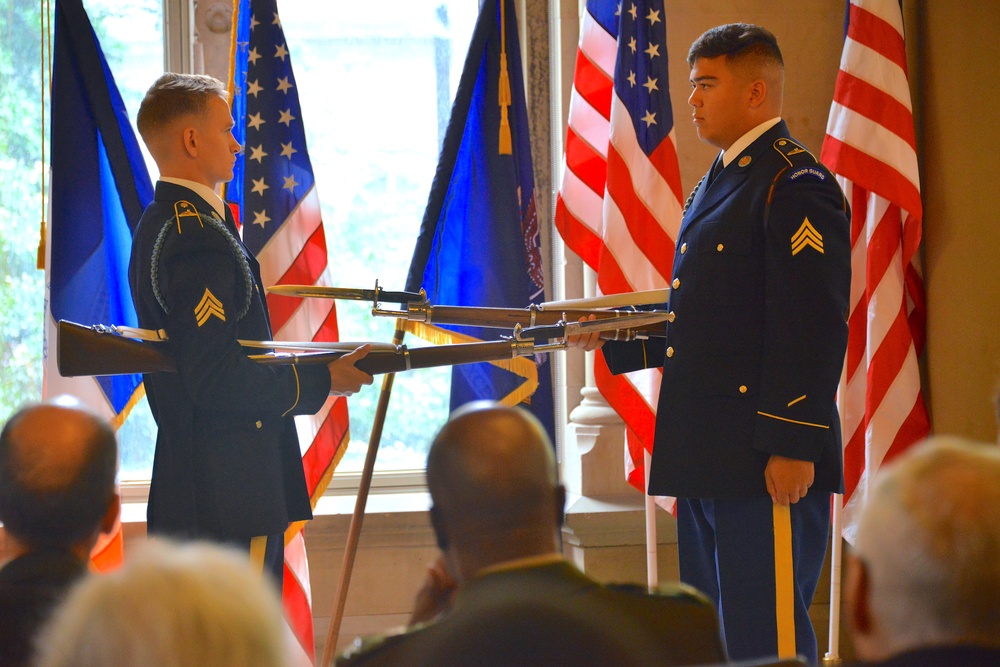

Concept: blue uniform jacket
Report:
left=603, top=122, right=851, bottom=498
left=129, top=181, right=330, bottom=539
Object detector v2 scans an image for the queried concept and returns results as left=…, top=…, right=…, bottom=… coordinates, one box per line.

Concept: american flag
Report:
left=821, top=0, right=930, bottom=542
left=228, top=0, right=350, bottom=662
left=555, top=0, right=682, bottom=496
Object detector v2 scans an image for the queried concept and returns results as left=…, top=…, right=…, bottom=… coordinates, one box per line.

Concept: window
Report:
left=0, top=0, right=162, bottom=477
left=276, top=1, right=478, bottom=474
left=0, top=0, right=478, bottom=482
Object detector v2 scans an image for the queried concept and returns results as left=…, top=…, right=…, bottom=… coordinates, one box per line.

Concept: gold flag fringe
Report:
left=401, top=320, right=538, bottom=408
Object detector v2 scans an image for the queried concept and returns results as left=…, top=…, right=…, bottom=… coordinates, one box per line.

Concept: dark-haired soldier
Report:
left=0, top=399, right=120, bottom=667
left=573, top=24, right=851, bottom=663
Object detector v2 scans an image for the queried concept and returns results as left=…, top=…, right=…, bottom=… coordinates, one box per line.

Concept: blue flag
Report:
left=406, top=0, right=555, bottom=438
left=44, top=0, right=153, bottom=421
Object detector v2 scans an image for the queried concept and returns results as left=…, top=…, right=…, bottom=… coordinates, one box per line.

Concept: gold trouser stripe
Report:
left=249, top=535, right=268, bottom=577
left=773, top=503, right=796, bottom=658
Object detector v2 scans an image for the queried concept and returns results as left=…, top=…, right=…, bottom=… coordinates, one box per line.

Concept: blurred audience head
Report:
left=426, top=401, right=564, bottom=581
left=0, top=397, right=118, bottom=555
left=34, top=539, right=289, bottom=667
left=848, top=436, right=1000, bottom=660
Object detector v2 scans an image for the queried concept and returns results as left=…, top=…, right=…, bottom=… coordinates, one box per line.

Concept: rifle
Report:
left=57, top=312, right=666, bottom=378
left=268, top=284, right=672, bottom=338
left=55, top=320, right=559, bottom=378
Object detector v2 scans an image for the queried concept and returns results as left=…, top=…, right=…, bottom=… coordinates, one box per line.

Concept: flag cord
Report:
left=37, top=0, right=51, bottom=271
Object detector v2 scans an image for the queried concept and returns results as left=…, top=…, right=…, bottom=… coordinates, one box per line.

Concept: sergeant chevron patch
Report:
left=195, top=288, right=226, bottom=326
left=791, top=218, right=824, bottom=255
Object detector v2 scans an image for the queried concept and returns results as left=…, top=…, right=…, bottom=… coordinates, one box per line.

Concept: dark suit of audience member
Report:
left=338, top=402, right=727, bottom=667
left=0, top=399, right=119, bottom=667
left=845, top=436, right=1000, bottom=666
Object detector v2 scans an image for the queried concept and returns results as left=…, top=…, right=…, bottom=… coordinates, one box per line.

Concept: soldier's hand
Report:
left=566, top=314, right=605, bottom=351
left=327, top=344, right=374, bottom=396
left=765, top=454, right=815, bottom=505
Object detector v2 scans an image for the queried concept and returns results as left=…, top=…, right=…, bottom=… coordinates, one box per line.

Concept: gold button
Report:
left=717, top=243, right=724, bottom=252
left=739, top=385, right=748, bottom=394
left=672, top=278, right=681, bottom=289
left=666, top=346, right=674, bottom=358
left=667, top=311, right=676, bottom=323
left=680, top=243, right=688, bottom=254
left=255, top=420, right=263, bottom=429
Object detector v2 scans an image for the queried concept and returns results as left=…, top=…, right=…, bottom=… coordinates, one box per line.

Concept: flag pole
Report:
left=320, top=323, right=406, bottom=667
left=644, top=448, right=658, bottom=589
left=824, top=493, right=844, bottom=664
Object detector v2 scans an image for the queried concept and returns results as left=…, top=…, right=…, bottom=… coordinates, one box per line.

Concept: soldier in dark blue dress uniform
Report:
left=573, top=25, right=851, bottom=663
left=129, top=73, right=373, bottom=585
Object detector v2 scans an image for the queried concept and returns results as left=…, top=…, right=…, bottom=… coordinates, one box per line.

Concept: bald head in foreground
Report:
left=338, top=402, right=726, bottom=667
left=847, top=436, right=1000, bottom=666
left=0, top=399, right=119, bottom=667
left=426, top=402, right=564, bottom=582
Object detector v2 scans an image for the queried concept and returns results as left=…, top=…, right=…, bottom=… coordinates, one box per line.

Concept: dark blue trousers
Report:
left=677, top=493, right=830, bottom=665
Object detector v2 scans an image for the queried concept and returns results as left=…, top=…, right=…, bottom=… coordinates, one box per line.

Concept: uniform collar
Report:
left=158, top=177, right=228, bottom=221
left=722, top=117, right=782, bottom=167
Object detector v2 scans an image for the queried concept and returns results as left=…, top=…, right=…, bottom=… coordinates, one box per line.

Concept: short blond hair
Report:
left=34, top=539, right=288, bottom=667
left=136, top=72, right=228, bottom=144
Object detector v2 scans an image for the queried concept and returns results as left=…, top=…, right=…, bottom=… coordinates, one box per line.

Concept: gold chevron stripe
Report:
left=195, top=288, right=226, bottom=327
left=791, top=218, right=824, bottom=255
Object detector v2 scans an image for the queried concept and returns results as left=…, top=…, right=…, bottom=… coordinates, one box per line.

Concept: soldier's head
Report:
left=686, top=24, right=785, bottom=150
left=0, top=397, right=119, bottom=555
left=137, top=73, right=241, bottom=189
left=426, top=402, right=564, bottom=581
left=847, top=436, right=1000, bottom=660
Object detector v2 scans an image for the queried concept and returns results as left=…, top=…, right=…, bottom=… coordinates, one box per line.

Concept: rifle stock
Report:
left=58, top=320, right=176, bottom=376
left=57, top=320, right=546, bottom=378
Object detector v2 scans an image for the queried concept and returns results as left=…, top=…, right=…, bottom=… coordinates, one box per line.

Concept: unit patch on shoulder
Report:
left=195, top=288, right=226, bottom=326
left=791, top=217, right=824, bottom=255
left=773, top=138, right=815, bottom=167
left=789, top=167, right=826, bottom=181
left=173, top=200, right=204, bottom=233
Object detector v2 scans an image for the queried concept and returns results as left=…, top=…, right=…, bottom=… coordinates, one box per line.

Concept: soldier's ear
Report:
left=429, top=505, right=449, bottom=551
left=182, top=127, right=198, bottom=158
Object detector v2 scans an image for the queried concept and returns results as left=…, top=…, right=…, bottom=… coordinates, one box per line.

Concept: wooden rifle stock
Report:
left=58, top=320, right=176, bottom=376
left=57, top=320, right=543, bottom=378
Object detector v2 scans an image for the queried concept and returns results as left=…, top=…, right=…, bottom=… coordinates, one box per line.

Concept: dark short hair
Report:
left=0, top=405, right=117, bottom=549
left=136, top=72, right=228, bottom=142
left=687, top=23, right=783, bottom=69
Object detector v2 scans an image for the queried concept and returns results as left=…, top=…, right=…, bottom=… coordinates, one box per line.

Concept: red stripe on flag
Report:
left=265, top=226, right=329, bottom=332
left=847, top=3, right=908, bottom=73
left=573, top=51, right=614, bottom=120
left=648, top=133, right=685, bottom=205
left=554, top=196, right=603, bottom=270
left=832, top=72, right=916, bottom=148
left=301, top=397, right=350, bottom=496
left=283, top=558, right=316, bottom=662
left=604, top=145, right=677, bottom=264
left=821, top=137, right=922, bottom=230
left=565, top=126, right=609, bottom=196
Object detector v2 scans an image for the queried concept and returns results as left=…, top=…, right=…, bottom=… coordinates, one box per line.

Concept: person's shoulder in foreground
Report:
left=337, top=401, right=727, bottom=667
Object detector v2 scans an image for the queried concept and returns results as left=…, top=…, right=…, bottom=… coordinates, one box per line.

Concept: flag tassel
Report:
left=498, top=55, right=512, bottom=154
left=497, top=0, right=512, bottom=155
